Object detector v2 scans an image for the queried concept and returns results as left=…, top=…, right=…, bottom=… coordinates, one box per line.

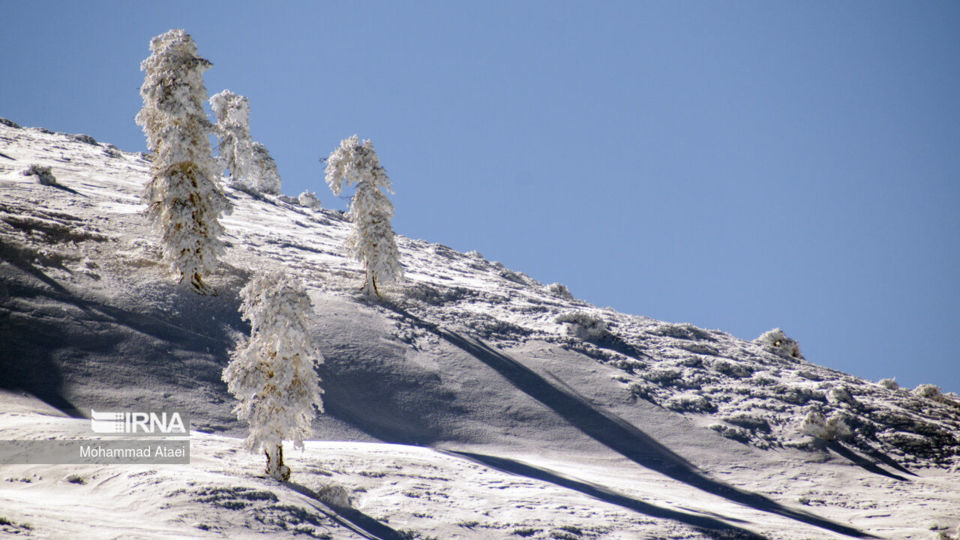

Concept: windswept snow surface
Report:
left=1, top=121, right=959, bottom=538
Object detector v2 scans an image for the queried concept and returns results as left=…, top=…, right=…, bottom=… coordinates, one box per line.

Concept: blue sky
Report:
left=3, top=1, right=958, bottom=392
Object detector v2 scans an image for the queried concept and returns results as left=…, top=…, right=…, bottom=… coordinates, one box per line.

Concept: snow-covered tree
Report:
left=325, top=135, right=401, bottom=297
left=210, top=90, right=282, bottom=195
left=136, top=29, right=231, bottom=293
left=222, top=272, right=324, bottom=481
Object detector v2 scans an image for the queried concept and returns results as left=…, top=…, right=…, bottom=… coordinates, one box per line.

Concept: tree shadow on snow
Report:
left=859, top=443, right=916, bottom=478
left=0, top=253, right=82, bottom=417
left=287, top=482, right=408, bottom=540
left=381, top=303, right=875, bottom=539
left=0, top=252, right=243, bottom=419
left=444, top=450, right=764, bottom=539
left=822, top=440, right=913, bottom=482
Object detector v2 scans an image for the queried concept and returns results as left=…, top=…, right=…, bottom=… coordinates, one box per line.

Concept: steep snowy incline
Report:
left=1, top=120, right=959, bottom=538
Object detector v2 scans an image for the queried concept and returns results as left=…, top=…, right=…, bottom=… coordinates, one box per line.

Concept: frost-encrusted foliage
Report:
left=209, top=90, right=282, bottom=195
left=664, top=393, right=716, bottom=413
left=555, top=311, right=608, bottom=340
left=22, top=164, right=57, bottom=186
left=914, top=384, right=942, bottom=400
left=297, top=191, right=322, bottom=210
left=546, top=282, right=575, bottom=300
left=136, top=29, right=231, bottom=293
left=755, top=328, right=804, bottom=360
left=251, top=142, right=281, bottom=194
left=325, top=135, right=401, bottom=297
left=878, top=378, right=899, bottom=390
left=801, top=410, right=850, bottom=442
left=223, top=273, right=324, bottom=481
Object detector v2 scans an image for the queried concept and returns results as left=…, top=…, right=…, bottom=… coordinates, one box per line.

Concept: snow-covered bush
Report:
left=22, top=164, right=56, bottom=186
left=136, top=29, right=231, bottom=293
left=755, top=328, right=804, bottom=360
left=555, top=311, right=608, bottom=340
left=222, top=272, right=325, bottom=481
left=316, top=484, right=352, bottom=508
left=209, top=90, right=282, bottom=195
left=800, top=410, right=850, bottom=442
left=878, top=378, right=899, bottom=390
left=664, top=393, right=716, bottom=413
left=914, top=384, right=942, bottom=400
left=828, top=386, right=856, bottom=406
left=298, top=190, right=322, bottom=210
left=712, top=359, right=753, bottom=379
left=325, top=135, right=401, bottom=297
left=546, top=282, right=574, bottom=300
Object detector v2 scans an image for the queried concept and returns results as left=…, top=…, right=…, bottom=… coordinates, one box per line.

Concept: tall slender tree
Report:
left=222, top=272, right=324, bottom=482
left=325, top=135, right=402, bottom=297
left=136, top=29, right=231, bottom=293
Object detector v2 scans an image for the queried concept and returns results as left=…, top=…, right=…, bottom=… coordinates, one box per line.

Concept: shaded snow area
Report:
left=1, top=120, right=959, bottom=538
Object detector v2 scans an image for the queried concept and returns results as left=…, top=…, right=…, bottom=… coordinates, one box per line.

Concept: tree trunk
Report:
left=264, top=443, right=291, bottom=482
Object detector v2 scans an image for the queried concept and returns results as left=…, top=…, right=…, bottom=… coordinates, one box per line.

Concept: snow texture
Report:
left=223, top=272, right=324, bottom=480
left=2, top=122, right=960, bottom=538
left=325, top=135, right=401, bottom=296
left=136, top=29, right=231, bottom=292
left=209, top=90, right=282, bottom=195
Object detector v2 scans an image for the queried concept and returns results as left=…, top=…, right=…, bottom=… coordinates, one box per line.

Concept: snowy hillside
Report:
left=1, top=119, right=959, bottom=539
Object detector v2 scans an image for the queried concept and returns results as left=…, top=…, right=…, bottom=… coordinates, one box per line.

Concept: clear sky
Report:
left=2, top=1, right=958, bottom=392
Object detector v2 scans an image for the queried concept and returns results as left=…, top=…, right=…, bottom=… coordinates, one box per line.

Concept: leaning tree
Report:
left=325, top=135, right=401, bottom=297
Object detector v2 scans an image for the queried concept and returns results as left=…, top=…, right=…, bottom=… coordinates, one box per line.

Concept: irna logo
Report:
left=90, top=409, right=187, bottom=435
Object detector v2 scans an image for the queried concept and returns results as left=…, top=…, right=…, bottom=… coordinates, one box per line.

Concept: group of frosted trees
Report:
left=136, top=30, right=401, bottom=480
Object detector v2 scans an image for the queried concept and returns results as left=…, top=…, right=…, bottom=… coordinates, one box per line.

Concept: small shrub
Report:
left=914, top=384, right=941, bottom=400
left=801, top=410, right=850, bottom=441
left=878, top=378, right=899, bottom=390
left=555, top=311, right=608, bottom=340
left=298, top=191, right=322, bottom=210
left=643, top=368, right=683, bottom=386
left=22, top=164, right=57, bottom=186
left=628, top=382, right=656, bottom=401
left=712, top=359, right=753, bottom=378
left=664, top=393, right=716, bottom=413
left=546, top=282, right=574, bottom=300
left=828, top=386, right=857, bottom=406
left=65, top=474, right=86, bottom=485
left=755, top=328, right=804, bottom=360
left=778, top=386, right=826, bottom=405
left=71, top=133, right=97, bottom=145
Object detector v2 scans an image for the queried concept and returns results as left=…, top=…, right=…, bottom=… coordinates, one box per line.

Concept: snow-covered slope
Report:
left=1, top=119, right=959, bottom=539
